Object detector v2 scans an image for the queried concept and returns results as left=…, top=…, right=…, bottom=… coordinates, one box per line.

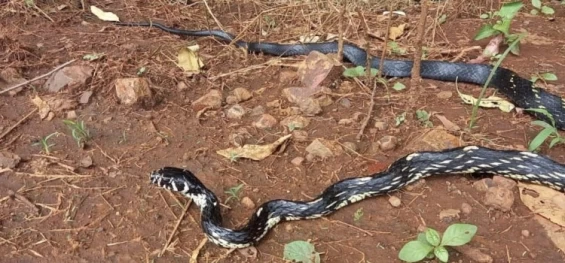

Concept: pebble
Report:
left=292, top=130, right=309, bottom=142
left=250, top=105, right=265, bottom=116
left=253, top=114, right=277, bottom=129
left=439, top=209, right=461, bottom=222
left=374, top=121, right=387, bottom=131
left=241, top=197, right=255, bottom=209
left=388, top=196, right=402, bottom=207
left=226, top=104, right=247, bottom=119
left=342, top=142, right=358, bottom=153
left=483, top=187, right=514, bottom=212
left=339, top=98, right=351, bottom=108
left=521, top=229, right=530, bottom=237
left=338, top=118, right=354, bottom=126
left=192, top=89, right=223, bottom=110
left=405, top=179, right=426, bottom=191
left=461, top=202, right=473, bottom=215
left=177, top=81, right=188, bottom=91
left=291, top=157, right=304, bottom=166
left=377, top=135, right=398, bottom=151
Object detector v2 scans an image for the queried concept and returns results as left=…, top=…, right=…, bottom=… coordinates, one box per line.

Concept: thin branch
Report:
left=0, top=59, right=76, bottom=95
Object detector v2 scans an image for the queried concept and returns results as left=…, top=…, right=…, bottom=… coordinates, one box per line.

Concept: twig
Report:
left=337, top=1, right=346, bottom=62
left=202, top=0, right=224, bottom=32
left=8, top=190, right=40, bottom=215
left=0, top=59, right=76, bottom=95
left=190, top=238, right=209, bottom=263
left=0, top=109, right=38, bottom=140
left=160, top=200, right=192, bottom=256
left=355, top=6, right=393, bottom=141
left=410, top=0, right=429, bottom=88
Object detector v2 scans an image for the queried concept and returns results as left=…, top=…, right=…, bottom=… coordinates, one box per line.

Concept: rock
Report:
left=521, top=229, right=530, bottom=237
left=405, top=179, right=426, bottom=191
left=306, top=139, right=342, bottom=159
left=317, top=94, right=333, bottom=107
left=226, top=95, right=239, bottom=105
left=439, top=209, right=461, bottom=222
left=291, top=157, right=304, bottom=166
left=115, top=78, right=153, bottom=106
left=233, top=88, right=253, bottom=102
left=342, top=142, right=358, bottom=153
left=374, top=121, right=387, bottom=131
left=279, top=70, right=297, bottom=83
left=66, top=110, right=77, bottom=119
left=80, top=156, right=93, bottom=168
left=473, top=178, right=495, bottom=192
left=280, top=116, right=310, bottom=130
left=483, top=187, right=514, bottom=212
left=377, top=136, right=398, bottom=151
left=492, top=176, right=517, bottom=190
left=298, top=97, right=322, bottom=116
left=44, top=65, right=93, bottom=92
left=339, top=81, right=354, bottom=92
left=266, top=100, right=281, bottom=108
left=250, top=105, right=265, bottom=116
left=389, top=196, right=402, bottom=207
left=338, top=118, right=354, bottom=126
left=436, top=91, right=453, bottom=99
left=461, top=202, right=472, bottom=215
left=226, top=104, right=246, bottom=119
left=339, top=98, right=351, bottom=108
left=192, top=89, right=223, bottom=110
left=253, top=114, right=277, bottom=129
left=0, top=151, right=21, bottom=169
left=241, top=197, right=255, bottom=209
left=229, top=133, right=246, bottom=147
left=177, top=81, right=188, bottom=91
left=292, top=130, right=309, bottom=142
left=79, top=91, right=93, bottom=104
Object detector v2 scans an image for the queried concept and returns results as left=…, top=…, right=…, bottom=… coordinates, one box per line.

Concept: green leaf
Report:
left=526, top=108, right=556, bottom=126
left=425, top=228, right=441, bottom=247
left=398, top=241, right=434, bottom=263
left=284, top=241, right=320, bottom=263
left=417, top=233, right=430, bottom=245
left=343, top=66, right=378, bottom=78
left=434, top=246, right=449, bottom=262
left=541, top=6, right=555, bottom=15
left=492, top=19, right=512, bottom=36
left=509, top=40, right=520, bottom=55
left=540, top=72, right=558, bottom=81
left=440, top=224, right=477, bottom=247
left=498, top=1, right=524, bottom=19
left=474, top=24, right=497, bottom=40
left=529, top=127, right=555, bottom=151
left=549, top=137, right=563, bottom=149
left=530, top=9, right=539, bottom=15
left=531, top=0, right=542, bottom=9
left=479, top=13, right=489, bottom=19
left=531, top=120, right=555, bottom=130
left=393, top=82, right=406, bottom=91
left=530, top=76, right=539, bottom=83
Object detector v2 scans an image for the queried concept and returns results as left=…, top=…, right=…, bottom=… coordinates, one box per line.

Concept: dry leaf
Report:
left=435, top=115, right=460, bottom=132
left=216, top=134, right=292, bottom=161
left=90, top=6, right=120, bottom=22
left=518, top=182, right=565, bottom=227
left=31, top=96, right=51, bottom=119
left=456, top=87, right=515, bottom=112
left=533, top=215, right=565, bottom=252
left=177, top=46, right=204, bottom=74
left=388, top=23, right=406, bottom=40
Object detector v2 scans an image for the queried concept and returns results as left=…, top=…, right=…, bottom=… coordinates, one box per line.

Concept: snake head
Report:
left=149, top=167, right=205, bottom=195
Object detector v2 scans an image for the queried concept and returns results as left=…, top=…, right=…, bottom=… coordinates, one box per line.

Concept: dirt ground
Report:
left=2, top=0, right=565, bottom=262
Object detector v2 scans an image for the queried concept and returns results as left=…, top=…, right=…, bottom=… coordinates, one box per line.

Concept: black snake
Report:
left=114, top=21, right=565, bottom=248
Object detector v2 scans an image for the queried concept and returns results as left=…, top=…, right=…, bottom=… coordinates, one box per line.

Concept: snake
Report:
left=113, top=21, right=565, bottom=248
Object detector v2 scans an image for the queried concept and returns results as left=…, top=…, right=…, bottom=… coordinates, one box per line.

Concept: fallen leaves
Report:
left=217, top=134, right=292, bottom=161
left=177, top=46, right=204, bottom=75
left=90, top=6, right=120, bottom=22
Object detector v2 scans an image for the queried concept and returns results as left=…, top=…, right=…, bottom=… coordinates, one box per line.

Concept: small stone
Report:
left=79, top=91, right=93, bottom=104
left=115, top=77, right=153, bottom=106
left=374, top=121, right=387, bottom=131
left=338, top=118, right=354, bottom=126
left=473, top=178, right=495, bottom=192
left=281, top=116, right=310, bottom=130
left=405, top=179, right=426, bottom=191
left=317, top=94, right=333, bottom=107
left=250, top=105, right=265, bottom=116
left=484, top=187, right=514, bottom=212
left=192, top=89, right=223, bottom=110
left=226, top=95, right=238, bottom=105
left=177, top=81, right=188, bottom=91
left=377, top=136, right=398, bottom=151
left=339, top=98, right=351, bottom=108
left=291, top=157, right=304, bottom=166
left=339, top=81, right=354, bottom=92
left=292, top=130, right=309, bottom=142
left=461, top=203, right=472, bottom=215
left=80, top=156, right=93, bottom=168
left=226, top=104, right=246, bottom=119
left=342, top=142, right=358, bottom=153
left=279, top=70, right=297, bottom=83
left=306, top=139, right=335, bottom=159
left=233, top=88, right=253, bottom=102
left=439, top=209, right=461, bottom=222
left=266, top=100, right=281, bottom=108
left=253, top=114, right=277, bottom=129
left=521, top=229, right=530, bottom=237
left=493, top=176, right=517, bottom=190
left=388, top=196, right=401, bottom=207
left=241, top=197, right=255, bottom=209
left=66, top=110, right=77, bottom=119
left=44, top=65, right=94, bottom=93
left=229, top=133, right=246, bottom=147
left=436, top=91, right=453, bottom=99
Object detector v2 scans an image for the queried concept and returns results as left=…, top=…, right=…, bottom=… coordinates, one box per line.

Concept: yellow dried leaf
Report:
left=388, top=23, right=406, bottom=40
left=456, top=87, right=515, bottom=112
left=217, top=134, right=292, bottom=161
left=518, top=182, right=565, bottom=227
left=31, top=96, right=50, bottom=120
left=177, top=46, right=204, bottom=74
left=90, top=6, right=120, bottom=22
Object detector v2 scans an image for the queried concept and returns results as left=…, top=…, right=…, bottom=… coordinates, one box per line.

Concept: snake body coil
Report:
left=114, top=22, right=565, bottom=248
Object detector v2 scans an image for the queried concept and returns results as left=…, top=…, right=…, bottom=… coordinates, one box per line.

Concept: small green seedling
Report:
left=32, top=132, right=60, bottom=155
left=353, top=207, right=364, bottom=222
left=398, top=224, right=477, bottom=263
left=392, top=82, right=406, bottom=91
left=474, top=1, right=524, bottom=55
left=526, top=108, right=565, bottom=151
left=228, top=151, right=240, bottom=163
left=224, top=184, right=244, bottom=203
left=283, top=240, right=320, bottom=263
left=530, top=0, right=555, bottom=15
left=62, top=119, right=91, bottom=148
left=415, top=110, right=433, bottom=127
left=343, top=66, right=378, bottom=78
left=530, top=72, right=558, bottom=84
left=395, top=112, right=406, bottom=127
left=388, top=41, right=407, bottom=55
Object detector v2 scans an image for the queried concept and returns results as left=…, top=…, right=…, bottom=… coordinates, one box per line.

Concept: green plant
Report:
left=530, top=0, right=555, bottom=15
left=416, top=110, right=433, bottom=127
left=474, top=1, right=524, bottom=55
left=343, top=66, right=378, bottom=78
left=530, top=72, right=558, bottom=84
left=224, top=184, right=244, bottom=203
left=62, top=120, right=91, bottom=148
left=32, top=132, right=59, bottom=155
left=398, top=224, right=477, bottom=263
left=526, top=108, right=565, bottom=151
left=395, top=112, right=406, bottom=127
left=388, top=41, right=407, bottom=55
left=283, top=240, right=320, bottom=263
left=353, top=207, right=364, bottom=222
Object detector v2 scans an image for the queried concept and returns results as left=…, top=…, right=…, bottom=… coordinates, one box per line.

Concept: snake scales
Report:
left=115, top=21, right=565, bottom=248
